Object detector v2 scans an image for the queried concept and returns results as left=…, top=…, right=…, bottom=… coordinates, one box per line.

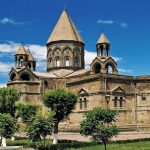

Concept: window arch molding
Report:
left=62, top=46, right=73, bottom=52
left=53, top=46, right=61, bottom=52
left=48, top=49, right=53, bottom=57
left=53, top=47, right=62, bottom=57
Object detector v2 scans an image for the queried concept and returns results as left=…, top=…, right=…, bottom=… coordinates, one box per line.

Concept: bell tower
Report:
left=15, top=45, right=28, bottom=68
left=14, top=44, right=36, bottom=71
left=27, top=50, right=36, bottom=71
left=46, top=9, right=85, bottom=72
left=90, top=33, right=118, bottom=75
left=96, top=33, right=110, bottom=59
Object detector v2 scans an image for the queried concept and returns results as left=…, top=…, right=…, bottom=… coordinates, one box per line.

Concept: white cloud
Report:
left=0, top=17, right=36, bottom=25
left=0, top=17, right=25, bottom=25
left=112, top=56, right=123, bottom=62
left=85, top=50, right=97, bottom=66
left=0, top=41, right=46, bottom=61
left=97, top=19, right=128, bottom=28
left=120, top=22, right=128, bottom=28
left=0, top=84, right=7, bottom=88
left=0, top=41, right=20, bottom=53
left=0, top=41, right=124, bottom=75
left=0, top=62, right=13, bottom=74
left=118, top=68, right=132, bottom=73
left=84, top=50, right=122, bottom=66
left=98, top=19, right=114, bottom=24
left=0, top=41, right=47, bottom=73
left=27, top=44, right=47, bottom=61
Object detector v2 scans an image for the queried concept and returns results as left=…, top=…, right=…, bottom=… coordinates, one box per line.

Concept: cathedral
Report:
left=8, top=9, right=150, bottom=131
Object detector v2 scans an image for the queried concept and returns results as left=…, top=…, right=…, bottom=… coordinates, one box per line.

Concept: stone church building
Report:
left=8, top=10, right=150, bottom=131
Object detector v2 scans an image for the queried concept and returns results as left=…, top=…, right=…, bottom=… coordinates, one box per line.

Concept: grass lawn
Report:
left=68, top=141, right=150, bottom=150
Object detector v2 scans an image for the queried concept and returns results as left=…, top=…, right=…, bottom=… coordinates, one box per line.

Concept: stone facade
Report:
left=8, top=9, right=150, bottom=132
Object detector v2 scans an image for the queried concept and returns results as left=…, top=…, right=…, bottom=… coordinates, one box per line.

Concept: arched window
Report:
left=28, top=63, right=31, bottom=69
left=74, top=57, right=78, bottom=67
left=55, top=57, right=60, bottom=67
left=100, top=45, right=104, bottom=56
left=74, top=47, right=78, bottom=56
left=100, top=45, right=108, bottom=57
left=20, top=73, right=30, bottom=81
left=106, top=64, right=113, bottom=74
left=18, top=56, right=24, bottom=67
left=49, top=58, right=52, bottom=67
left=44, top=80, right=48, bottom=88
left=19, top=56, right=23, bottom=60
left=93, top=63, right=101, bottom=74
left=65, top=58, right=70, bottom=66
left=113, top=96, right=124, bottom=108
left=79, top=97, right=87, bottom=110
left=10, top=73, right=16, bottom=81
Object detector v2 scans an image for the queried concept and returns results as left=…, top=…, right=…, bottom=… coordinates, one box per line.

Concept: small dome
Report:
left=15, top=45, right=28, bottom=56
left=27, top=50, right=35, bottom=61
left=97, top=33, right=110, bottom=45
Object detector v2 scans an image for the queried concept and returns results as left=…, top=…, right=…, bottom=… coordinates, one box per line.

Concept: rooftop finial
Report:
left=64, top=5, right=66, bottom=10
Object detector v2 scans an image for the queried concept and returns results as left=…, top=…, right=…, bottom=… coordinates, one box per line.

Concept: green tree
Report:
left=27, top=113, right=54, bottom=146
left=80, top=107, right=119, bottom=150
left=42, top=88, right=78, bottom=144
left=0, top=88, right=20, bottom=117
left=0, top=113, right=18, bottom=146
left=16, top=103, right=39, bottom=124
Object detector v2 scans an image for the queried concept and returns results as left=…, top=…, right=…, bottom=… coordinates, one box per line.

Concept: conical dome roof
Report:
left=15, top=45, right=28, bottom=55
left=47, top=9, right=84, bottom=44
left=97, top=33, right=110, bottom=44
left=27, top=50, right=35, bottom=61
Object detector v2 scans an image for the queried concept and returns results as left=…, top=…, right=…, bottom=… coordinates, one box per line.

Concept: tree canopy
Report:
left=42, top=88, right=78, bottom=144
left=27, top=113, right=54, bottom=146
left=0, top=88, right=20, bottom=117
left=80, top=107, right=119, bottom=150
left=0, top=113, right=18, bottom=146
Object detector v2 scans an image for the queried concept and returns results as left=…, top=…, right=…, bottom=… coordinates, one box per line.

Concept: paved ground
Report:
left=16, top=131, right=150, bottom=142
left=55, top=132, right=150, bottom=142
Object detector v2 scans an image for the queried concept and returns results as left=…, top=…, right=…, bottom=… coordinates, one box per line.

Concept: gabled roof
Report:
left=15, top=45, right=28, bottom=55
left=97, top=33, right=110, bottom=44
left=52, top=69, right=73, bottom=78
left=47, top=9, right=84, bottom=44
left=112, top=86, right=125, bottom=93
left=27, top=50, right=35, bottom=61
left=65, top=68, right=90, bottom=78
left=78, top=88, right=89, bottom=95
left=33, top=71, right=58, bottom=78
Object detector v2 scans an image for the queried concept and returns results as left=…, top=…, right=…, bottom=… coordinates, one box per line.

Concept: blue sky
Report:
left=0, top=0, right=150, bottom=87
